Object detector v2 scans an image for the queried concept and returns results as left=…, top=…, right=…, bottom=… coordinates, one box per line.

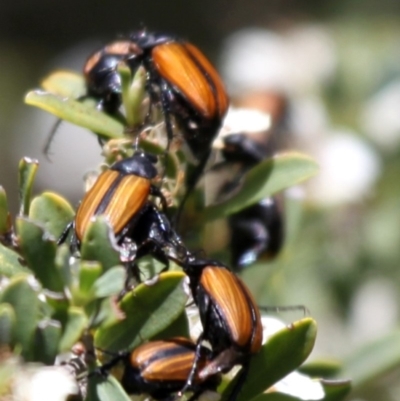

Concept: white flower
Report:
left=267, top=372, right=325, bottom=400
left=306, top=130, right=381, bottom=206
left=361, top=80, right=400, bottom=151
left=12, top=365, right=80, bottom=401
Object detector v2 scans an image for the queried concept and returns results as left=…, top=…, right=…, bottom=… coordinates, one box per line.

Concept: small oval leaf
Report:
left=92, top=266, right=126, bottom=299
left=29, top=192, right=75, bottom=239
left=41, top=70, right=86, bottom=98
left=205, top=152, right=319, bottom=220
left=94, top=271, right=188, bottom=351
left=80, top=217, right=121, bottom=271
left=0, top=275, right=41, bottom=359
left=32, top=319, right=62, bottom=364
left=0, top=243, right=31, bottom=277
left=87, top=373, right=132, bottom=401
left=0, top=186, right=10, bottom=235
left=16, top=217, right=64, bottom=292
left=18, top=157, right=39, bottom=216
left=222, top=318, right=317, bottom=401
left=25, top=90, right=124, bottom=139
left=58, top=307, right=88, bottom=352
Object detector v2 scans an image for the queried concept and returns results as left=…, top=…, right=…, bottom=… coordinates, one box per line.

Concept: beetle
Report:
left=83, top=30, right=229, bottom=160
left=181, top=257, right=263, bottom=401
left=228, top=196, right=284, bottom=269
left=46, top=30, right=229, bottom=211
left=215, top=133, right=285, bottom=270
left=58, top=151, right=186, bottom=272
left=97, top=337, right=221, bottom=401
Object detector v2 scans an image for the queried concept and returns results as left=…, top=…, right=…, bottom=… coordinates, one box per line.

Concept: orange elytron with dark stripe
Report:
left=128, top=338, right=214, bottom=384
left=75, top=172, right=151, bottom=241
left=69, top=152, right=162, bottom=246
left=152, top=42, right=229, bottom=120
left=200, top=266, right=263, bottom=353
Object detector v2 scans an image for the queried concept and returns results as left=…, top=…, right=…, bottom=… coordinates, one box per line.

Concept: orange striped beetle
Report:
left=58, top=152, right=185, bottom=269
left=98, top=337, right=220, bottom=400
left=217, top=133, right=285, bottom=270
left=182, top=258, right=263, bottom=401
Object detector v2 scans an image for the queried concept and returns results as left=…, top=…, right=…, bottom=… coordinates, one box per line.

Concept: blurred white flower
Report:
left=307, top=130, right=381, bottom=206
left=222, top=107, right=272, bottom=135
left=13, top=365, right=79, bottom=401
left=220, top=28, right=292, bottom=96
left=361, top=80, right=400, bottom=151
left=349, top=277, right=399, bottom=344
left=220, top=25, right=337, bottom=97
left=267, top=372, right=325, bottom=400
left=285, top=25, right=337, bottom=93
left=213, top=107, right=272, bottom=149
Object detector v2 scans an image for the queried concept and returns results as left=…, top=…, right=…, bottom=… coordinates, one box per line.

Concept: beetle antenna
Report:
left=43, top=118, right=64, bottom=160
left=179, top=334, right=204, bottom=396
left=258, top=304, right=310, bottom=317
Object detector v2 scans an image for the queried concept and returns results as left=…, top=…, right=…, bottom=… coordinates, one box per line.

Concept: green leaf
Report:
left=0, top=243, right=31, bottom=276
left=18, top=157, right=39, bottom=216
left=0, top=275, right=40, bottom=359
left=92, top=266, right=126, bottom=298
left=29, top=192, right=74, bottom=239
left=25, top=90, right=124, bottom=139
left=41, top=70, right=86, bottom=98
left=87, top=373, right=132, bottom=401
left=95, top=271, right=188, bottom=351
left=81, top=217, right=121, bottom=271
left=221, top=318, right=317, bottom=401
left=58, top=307, right=88, bottom=352
left=0, top=186, right=10, bottom=235
left=341, top=328, right=400, bottom=389
left=150, top=309, right=190, bottom=340
left=16, top=217, right=64, bottom=292
left=205, top=152, right=319, bottom=220
left=320, top=380, right=351, bottom=401
left=32, top=319, right=62, bottom=364
left=55, top=244, right=74, bottom=288
left=77, top=261, right=103, bottom=303
left=0, top=303, right=16, bottom=346
left=299, top=359, right=342, bottom=378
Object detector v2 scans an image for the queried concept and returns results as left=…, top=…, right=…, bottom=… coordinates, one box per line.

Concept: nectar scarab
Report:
left=216, top=133, right=285, bottom=270
left=182, top=258, right=263, bottom=401
left=58, top=152, right=185, bottom=273
left=97, top=337, right=221, bottom=401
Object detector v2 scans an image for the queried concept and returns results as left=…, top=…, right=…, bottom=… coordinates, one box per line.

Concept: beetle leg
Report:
left=178, top=333, right=205, bottom=396
left=43, top=118, right=63, bottom=160
left=57, top=222, right=73, bottom=245
left=158, top=79, right=174, bottom=150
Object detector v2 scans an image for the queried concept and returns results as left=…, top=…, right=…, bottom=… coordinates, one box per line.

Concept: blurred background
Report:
left=1, top=1, right=400, bottom=399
